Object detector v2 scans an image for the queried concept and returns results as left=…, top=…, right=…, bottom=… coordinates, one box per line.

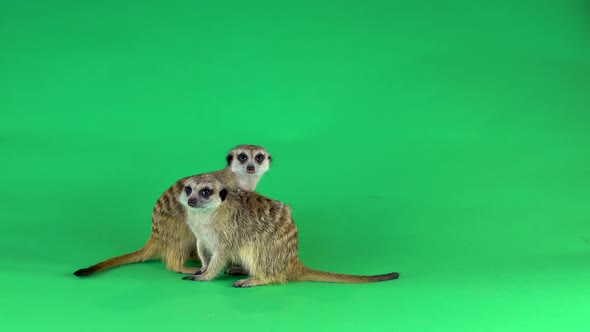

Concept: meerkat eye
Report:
left=184, top=186, right=192, bottom=195
left=238, top=153, right=248, bottom=161
left=200, top=188, right=212, bottom=197
left=255, top=154, right=265, bottom=162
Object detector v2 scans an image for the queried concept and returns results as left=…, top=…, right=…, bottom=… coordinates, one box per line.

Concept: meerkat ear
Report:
left=226, top=154, right=233, bottom=166
left=268, top=155, right=272, bottom=164
left=219, top=188, right=228, bottom=202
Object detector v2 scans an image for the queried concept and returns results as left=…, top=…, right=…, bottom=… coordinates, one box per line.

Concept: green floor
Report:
left=2, top=1, right=590, bottom=331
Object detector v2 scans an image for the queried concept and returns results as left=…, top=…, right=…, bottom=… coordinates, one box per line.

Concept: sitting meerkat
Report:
left=179, top=174, right=400, bottom=288
left=73, top=144, right=272, bottom=277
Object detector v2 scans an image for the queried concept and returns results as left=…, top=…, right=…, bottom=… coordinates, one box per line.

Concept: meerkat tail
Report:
left=298, top=266, right=400, bottom=283
left=73, top=239, right=158, bottom=277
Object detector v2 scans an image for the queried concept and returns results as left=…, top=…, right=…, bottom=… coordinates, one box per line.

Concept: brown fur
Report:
left=73, top=145, right=272, bottom=277
left=180, top=174, right=400, bottom=287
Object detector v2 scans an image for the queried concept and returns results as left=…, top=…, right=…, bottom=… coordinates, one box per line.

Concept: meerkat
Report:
left=178, top=174, right=400, bottom=288
left=73, top=144, right=272, bottom=277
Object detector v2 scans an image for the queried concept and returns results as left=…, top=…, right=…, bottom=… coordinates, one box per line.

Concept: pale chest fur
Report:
left=186, top=210, right=219, bottom=250
left=236, top=175, right=260, bottom=191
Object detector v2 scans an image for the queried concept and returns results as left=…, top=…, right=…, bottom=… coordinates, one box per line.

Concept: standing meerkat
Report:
left=179, top=174, right=400, bottom=288
left=73, top=144, right=272, bottom=277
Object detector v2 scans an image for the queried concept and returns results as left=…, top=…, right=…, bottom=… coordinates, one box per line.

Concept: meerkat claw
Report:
left=232, top=281, right=249, bottom=288
left=182, top=275, right=206, bottom=281
left=182, top=274, right=212, bottom=282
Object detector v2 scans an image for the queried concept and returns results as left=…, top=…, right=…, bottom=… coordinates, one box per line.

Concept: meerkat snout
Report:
left=187, top=198, right=197, bottom=207
left=246, top=165, right=255, bottom=173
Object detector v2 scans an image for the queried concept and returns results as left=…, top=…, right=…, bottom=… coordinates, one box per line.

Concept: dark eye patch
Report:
left=255, top=154, right=265, bottom=163
left=184, top=186, right=192, bottom=195
left=200, top=187, right=212, bottom=198
left=238, top=153, right=248, bottom=163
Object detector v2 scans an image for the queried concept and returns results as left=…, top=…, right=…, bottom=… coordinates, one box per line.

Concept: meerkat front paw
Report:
left=181, top=267, right=207, bottom=280
left=182, top=274, right=213, bottom=282
left=232, top=278, right=258, bottom=288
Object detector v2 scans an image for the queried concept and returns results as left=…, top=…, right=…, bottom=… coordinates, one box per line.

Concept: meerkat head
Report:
left=226, top=144, right=272, bottom=178
left=180, top=175, right=228, bottom=212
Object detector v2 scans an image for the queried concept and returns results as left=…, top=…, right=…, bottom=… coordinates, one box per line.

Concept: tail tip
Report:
left=378, top=272, right=400, bottom=281
left=73, top=267, right=95, bottom=277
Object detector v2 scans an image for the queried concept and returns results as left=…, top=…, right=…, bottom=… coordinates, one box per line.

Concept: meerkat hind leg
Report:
left=177, top=266, right=200, bottom=274
left=164, top=252, right=199, bottom=274
left=232, top=277, right=273, bottom=288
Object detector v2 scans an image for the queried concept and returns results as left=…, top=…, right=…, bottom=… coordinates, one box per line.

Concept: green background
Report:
left=2, top=1, right=589, bottom=331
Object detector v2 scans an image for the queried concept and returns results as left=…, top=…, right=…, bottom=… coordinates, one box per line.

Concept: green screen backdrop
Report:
left=1, top=1, right=589, bottom=331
